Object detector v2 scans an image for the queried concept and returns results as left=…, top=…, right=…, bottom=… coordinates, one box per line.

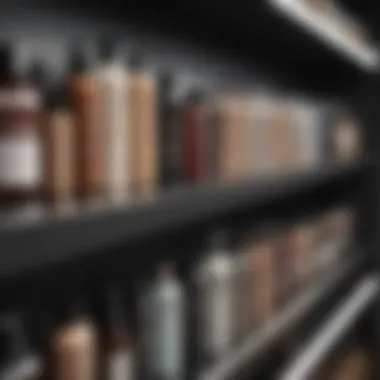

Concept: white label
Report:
left=0, top=132, right=41, bottom=188
left=108, top=350, right=134, bottom=380
left=0, top=89, right=41, bottom=110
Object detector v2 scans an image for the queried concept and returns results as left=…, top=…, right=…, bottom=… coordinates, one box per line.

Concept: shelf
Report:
left=0, top=163, right=364, bottom=279
left=268, top=0, right=379, bottom=71
left=198, top=254, right=364, bottom=380
left=277, top=275, right=379, bottom=380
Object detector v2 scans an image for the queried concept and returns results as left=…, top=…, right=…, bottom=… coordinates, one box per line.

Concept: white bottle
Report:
left=195, top=231, right=236, bottom=361
left=97, top=40, right=130, bottom=203
left=143, top=262, right=186, bottom=380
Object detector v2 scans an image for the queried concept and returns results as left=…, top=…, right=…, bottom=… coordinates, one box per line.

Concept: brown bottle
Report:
left=50, top=291, right=97, bottom=380
left=129, top=55, right=158, bottom=199
left=67, top=44, right=105, bottom=203
left=103, top=286, right=135, bottom=380
left=43, top=85, right=75, bottom=209
left=0, top=42, right=43, bottom=209
left=250, top=235, right=276, bottom=328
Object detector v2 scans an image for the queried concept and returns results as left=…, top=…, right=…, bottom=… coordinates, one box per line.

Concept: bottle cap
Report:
left=27, top=60, right=48, bottom=88
left=0, top=41, right=13, bottom=76
left=45, top=84, right=69, bottom=110
left=97, top=36, right=118, bottom=63
left=157, top=261, right=176, bottom=278
left=68, top=43, right=93, bottom=75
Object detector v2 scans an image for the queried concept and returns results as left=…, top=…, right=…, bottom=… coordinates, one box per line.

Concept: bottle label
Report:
left=0, top=130, right=41, bottom=188
left=108, top=349, right=134, bottom=380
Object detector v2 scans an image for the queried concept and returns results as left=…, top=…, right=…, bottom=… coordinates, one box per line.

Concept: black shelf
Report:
left=0, top=163, right=365, bottom=279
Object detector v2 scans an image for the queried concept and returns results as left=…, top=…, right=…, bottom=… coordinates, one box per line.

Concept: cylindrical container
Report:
left=43, top=86, right=75, bottom=208
left=129, top=60, right=158, bottom=199
left=97, top=40, right=129, bottom=203
left=218, top=96, right=249, bottom=182
left=290, top=222, right=316, bottom=292
left=50, top=293, right=97, bottom=380
left=158, top=72, right=183, bottom=188
left=195, top=231, right=236, bottom=361
left=104, top=286, right=135, bottom=380
left=142, top=262, right=185, bottom=380
left=67, top=44, right=105, bottom=203
left=250, top=237, right=275, bottom=328
left=0, top=43, right=43, bottom=208
left=181, top=90, right=206, bottom=184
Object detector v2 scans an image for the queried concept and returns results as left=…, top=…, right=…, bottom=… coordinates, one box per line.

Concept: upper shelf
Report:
left=268, top=0, right=379, bottom=72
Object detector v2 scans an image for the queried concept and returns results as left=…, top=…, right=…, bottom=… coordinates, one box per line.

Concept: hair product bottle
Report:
left=195, top=231, right=236, bottom=363
left=0, top=42, right=43, bottom=209
left=50, top=290, right=97, bottom=380
left=67, top=43, right=105, bottom=204
left=97, top=39, right=129, bottom=203
left=142, top=262, right=186, bottom=380
left=129, top=54, right=158, bottom=199
left=43, top=84, right=75, bottom=209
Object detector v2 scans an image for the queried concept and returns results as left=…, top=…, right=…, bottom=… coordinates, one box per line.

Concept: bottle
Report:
left=97, top=38, right=129, bottom=203
left=181, top=89, right=206, bottom=184
left=0, top=42, right=43, bottom=209
left=0, top=312, right=43, bottom=380
left=142, top=262, right=185, bottom=380
left=67, top=43, right=105, bottom=204
left=158, top=72, right=183, bottom=188
left=250, top=234, right=275, bottom=328
left=104, top=286, right=135, bottom=380
left=195, top=231, right=236, bottom=362
left=50, top=289, right=97, bottom=380
left=129, top=52, right=159, bottom=199
left=42, top=84, right=75, bottom=209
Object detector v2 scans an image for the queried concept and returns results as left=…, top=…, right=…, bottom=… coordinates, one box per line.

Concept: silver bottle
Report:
left=195, top=231, right=236, bottom=361
left=142, top=262, right=185, bottom=380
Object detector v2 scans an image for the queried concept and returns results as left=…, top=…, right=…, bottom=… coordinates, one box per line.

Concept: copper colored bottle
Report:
left=67, top=45, right=105, bottom=203
left=129, top=56, right=158, bottom=199
left=0, top=43, right=43, bottom=208
left=43, top=86, right=75, bottom=208
left=50, top=293, right=97, bottom=380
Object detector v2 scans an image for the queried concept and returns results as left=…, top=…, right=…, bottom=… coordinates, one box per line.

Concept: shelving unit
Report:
left=0, top=0, right=378, bottom=379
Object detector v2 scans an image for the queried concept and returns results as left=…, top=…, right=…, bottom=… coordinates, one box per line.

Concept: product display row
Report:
left=0, top=40, right=362, bottom=212
left=0, top=205, right=356, bottom=380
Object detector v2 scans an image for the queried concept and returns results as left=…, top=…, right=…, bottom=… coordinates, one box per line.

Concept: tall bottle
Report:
left=97, top=39, right=129, bottom=203
left=128, top=53, right=159, bottom=199
left=104, top=286, right=135, bottom=380
left=50, top=289, right=97, bottom=380
left=181, top=90, right=206, bottom=184
left=43, top=84, right=75, bottom=209
left=195, top=231, right=236, bottom=363
left=0, top=42, right=43, bottom=209
left=158, top=72, right=183, bottom=188
left=0, top=312, right=43, bottom=380
left=67, top=43, right=105, bottom=204
left=141, top=261, right=186, bottom=380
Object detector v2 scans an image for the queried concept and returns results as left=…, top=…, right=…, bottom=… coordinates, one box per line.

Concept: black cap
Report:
left=186, top=88, right=204, bottom=106
left=27, top=60, right=48, bottom=88
left=68, top=43, right=92, bottom=75
left=127, top=48, right=144, bottom=71
left=97, top=36, right=118, bottom=62
left=45, top=85, right=69, bottom=110
left=0, top=41, right=13, bottom=75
